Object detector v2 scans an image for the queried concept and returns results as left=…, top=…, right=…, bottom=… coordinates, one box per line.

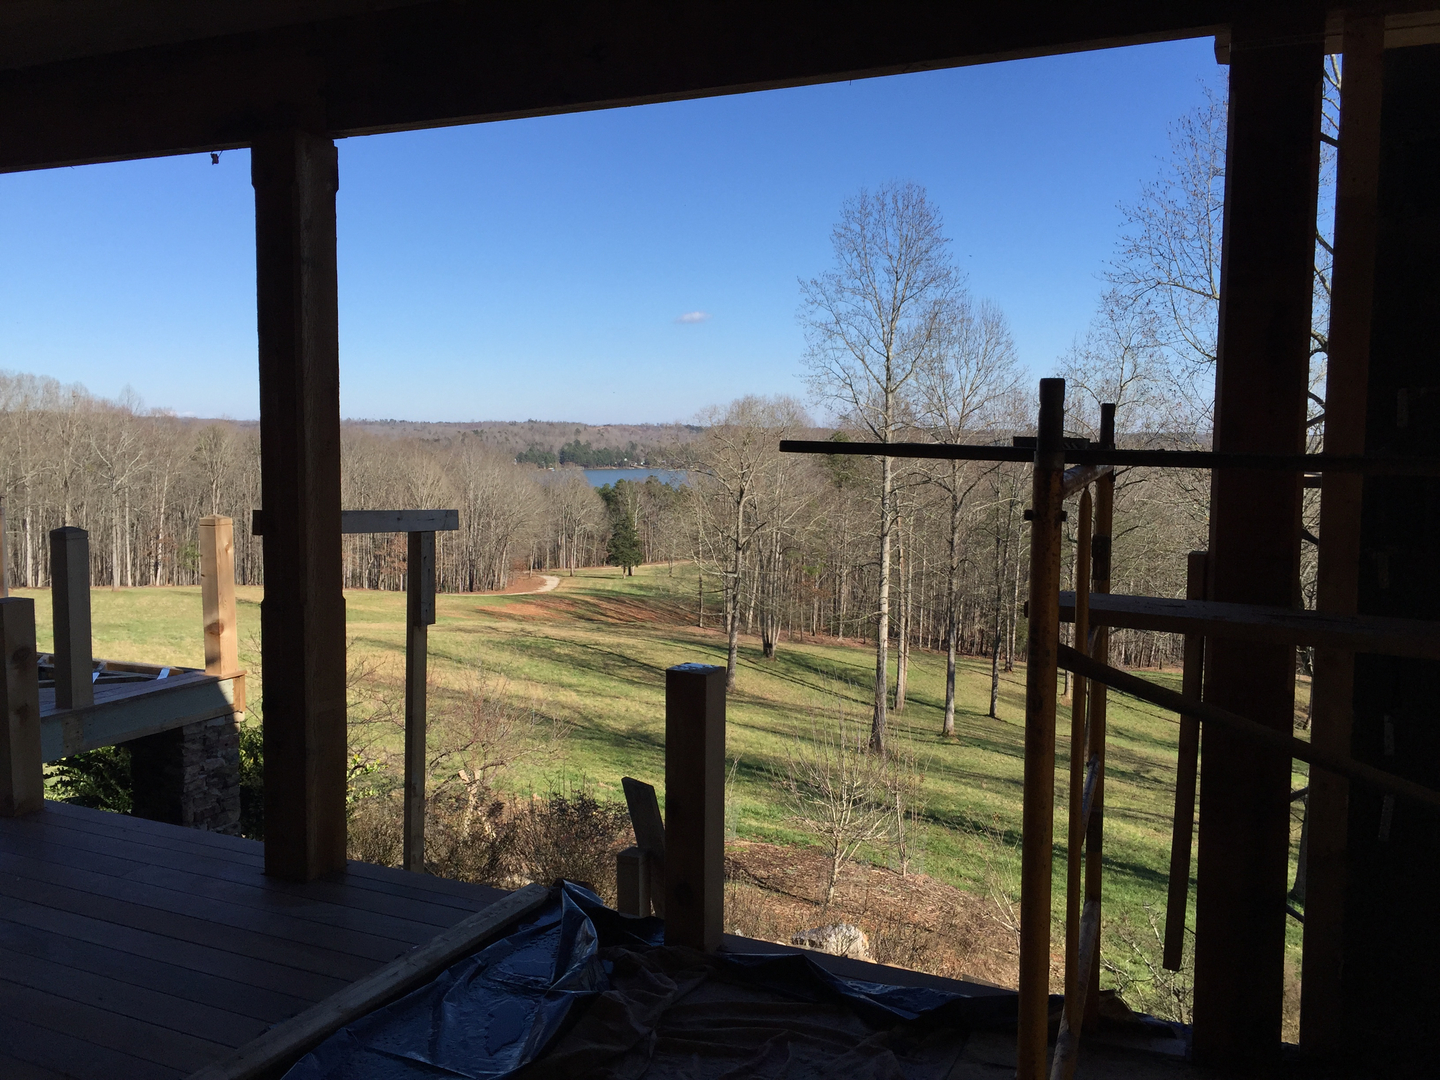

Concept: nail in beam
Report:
left=1194, top=16, right=1324, bottom=1063
left=50, top=526, right=93, bottom=710
left=254, top=129, right=347, bottom=882
left=664, top=663, right=725, bottom=951
left=1017, top=378, right=1064, bottom=1080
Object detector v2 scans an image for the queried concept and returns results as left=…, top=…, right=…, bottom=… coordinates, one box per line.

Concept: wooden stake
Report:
left=1082, top=403, right=1114, bottom=1030
left=1164, top=550, right=1208, bottom=970
left=1061, top=487, right=1092, bottom=1039
left=49, top=526, right=93, bottom=710
left=663, top=663, right=725, bottom=951
left=1018, top=378, right=1065, bottom=1080
left=1301, top=11, right=1384, bottom=1054
left=403, top=530, right=435, bottom=873
left=0, top=597, right=41, bottom=816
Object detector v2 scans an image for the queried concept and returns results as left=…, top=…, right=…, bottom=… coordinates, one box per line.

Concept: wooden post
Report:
left=0, top=597, right=41, bottom=816
left=1164, top=550, right=1208, bottom=970
left=254, top=129, right=347, bottom=882
left=200, top=515, right=244, bottom=712
left=1018, top=377, right=1065, bottom=1080
left=49, top=526, right=93, bottom=710
left=1062, top=487, right=1092, bottom=1030
left=1082, top=403, right=1114, bottom=1029
left=1301, top=12, right=1384, bottom=1054
left=1194, top=16, right=1323, bottom=1064
left=403, top=530, right=435, bottom=873
left=663, top=663, right=725, bottom=951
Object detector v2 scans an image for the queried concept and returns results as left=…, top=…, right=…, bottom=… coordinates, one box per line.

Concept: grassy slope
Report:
left=19, top=563, right=1309, bottom=975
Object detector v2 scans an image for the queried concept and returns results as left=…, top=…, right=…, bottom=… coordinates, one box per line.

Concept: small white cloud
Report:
left=675, top=311, right=712, bottom=324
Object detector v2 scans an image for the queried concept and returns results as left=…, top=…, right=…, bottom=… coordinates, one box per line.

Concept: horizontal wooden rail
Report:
left=1061, top=463, right=1113, bottom=498
left=1057, top=591, right=1440, bottom=661
left=41, top=672, right=241, bottom=761
left=1056, top=644, right=1440, bottom=809
left=251, top=508, right=459, bottom=535
left=186, top=883, right=550, bottom=1080
left=779, top=439, right=1440, bottom=475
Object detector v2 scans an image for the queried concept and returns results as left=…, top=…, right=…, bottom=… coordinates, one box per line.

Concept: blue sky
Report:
left=0, top=38, right=1223, bottom=424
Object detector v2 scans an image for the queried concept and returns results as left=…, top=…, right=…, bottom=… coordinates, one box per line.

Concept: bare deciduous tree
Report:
left=801, top=181, right=958, bottom=752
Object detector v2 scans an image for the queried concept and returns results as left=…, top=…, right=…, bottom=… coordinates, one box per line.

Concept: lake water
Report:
left=583, top=468, right=688, bottom=488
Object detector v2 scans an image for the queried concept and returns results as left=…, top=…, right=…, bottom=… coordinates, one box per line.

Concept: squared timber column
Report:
left=1193, top=17, right=1322, bottom=1064
left=664, top=663, right=725, bottom=951
left=1300, top=12, right=1384, bottom=1055
left=253, top=130, right=347, bottom=881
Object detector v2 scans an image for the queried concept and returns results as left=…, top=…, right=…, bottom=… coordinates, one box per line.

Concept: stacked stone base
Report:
left=129, top=714, right=241, bottom=835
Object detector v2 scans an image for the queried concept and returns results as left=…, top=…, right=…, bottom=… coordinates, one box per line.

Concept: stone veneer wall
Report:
left=129, top=714, right=241, bottom=835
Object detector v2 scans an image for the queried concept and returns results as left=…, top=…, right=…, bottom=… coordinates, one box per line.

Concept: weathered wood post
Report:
left=403, top=529, right=435, bottom=873
left=200, top=516, right=243, bottom=695
left=1301, top=12, right=1384, bottom=1054
left=664, top=663, right=725, bottom=951
left=49, top=526, right=93, bottom=710
left=253, top=129, right=347, bottom=881
left=1164, top=549, right=1209, bottom=970
left=1082, top=403, right=1115, bottom=1028
left=0, top=597, right=41, bottom=816
left=1194, top=17, right=1323, bottom=1062
left=1018, top=377, right=1065, bottom=1080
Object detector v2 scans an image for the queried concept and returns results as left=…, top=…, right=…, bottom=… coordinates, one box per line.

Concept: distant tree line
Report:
left=517, top=439, right=649, bottom=469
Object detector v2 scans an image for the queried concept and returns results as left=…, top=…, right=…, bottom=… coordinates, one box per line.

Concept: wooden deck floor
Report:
left=0, top=801, right=507, bottom=1080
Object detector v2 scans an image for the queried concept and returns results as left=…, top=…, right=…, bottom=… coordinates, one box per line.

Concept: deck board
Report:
left=0, top=802, right=513, bottom=1080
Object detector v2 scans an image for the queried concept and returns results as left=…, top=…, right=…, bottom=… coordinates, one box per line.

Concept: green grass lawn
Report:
left=18, top=563, right=1310, bottom=998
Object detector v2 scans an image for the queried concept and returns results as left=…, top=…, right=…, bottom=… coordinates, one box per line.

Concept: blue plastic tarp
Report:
left=284, top=882, right=1022, bottom=1080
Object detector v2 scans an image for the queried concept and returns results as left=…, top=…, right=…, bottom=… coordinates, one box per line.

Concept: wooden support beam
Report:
left=1061, top=488, right=1092, bottom=1041
left=1082, top=402, right=1114, bottom=1031
left=403, top=529, right=435, bottom=874
left=1054, top=590, right=1440, bottom=659
left=185, top=883, right=551, bottom=1080
left=49, top=526, right=93, bottom=710
left=1058, top=644, right=1440, bottom=810
left=250, top=508, right=459, bottom=536
left=1060, top=463, right=1112, bottom=499
left=1301, top=11, right=1385, bottom=1054
left=254, top=129, right=346, bottom=882
left=1018, top=378, right=1065, bottom=1080
left=1164, top=550, right=1208, bottom=971
left=1193, top=18, right=1324, bottom=1062
left=663, top=663, right=724, bottom=952
left=0, top=597, right=41, bottom=816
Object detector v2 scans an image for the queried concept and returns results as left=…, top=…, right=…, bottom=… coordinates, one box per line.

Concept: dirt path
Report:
left=517, top=574, right=560, bottom=595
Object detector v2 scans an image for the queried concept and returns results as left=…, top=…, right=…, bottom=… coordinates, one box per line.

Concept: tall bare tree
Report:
left=691, top=395, right=807, bottom=689
left=916, top=296, right=1021, bottom=735
left=801, top=181, right=958, bottom=752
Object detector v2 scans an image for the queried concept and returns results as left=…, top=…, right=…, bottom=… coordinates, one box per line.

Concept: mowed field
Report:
left=18, top=562, right=1310, bottom=997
